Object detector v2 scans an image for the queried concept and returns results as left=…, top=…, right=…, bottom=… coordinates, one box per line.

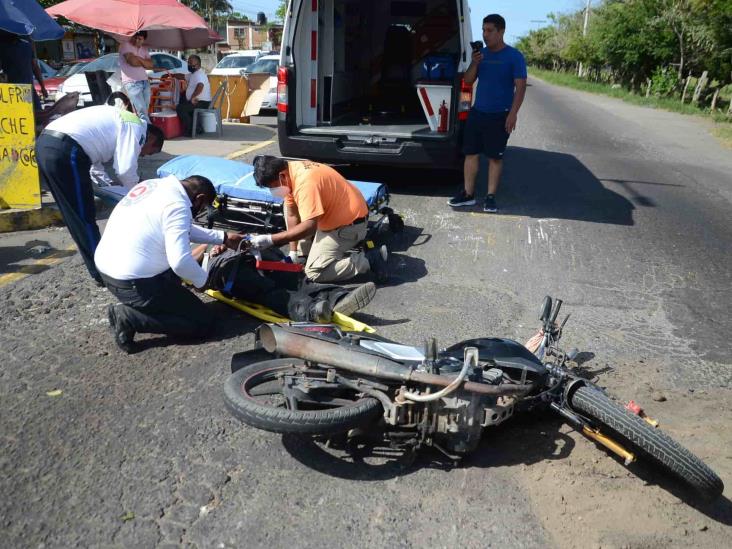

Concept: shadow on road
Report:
left=585, top=438, right=732, bottom=524
left=0, top=242, right=76, bottom=275
left=340, top=146, right=637, bottom=226
left=339, top=166, right=462, bottom=197
left=136, top=151, right=178, bottom=182
left=279, top=410, right=730, bottom=521
left=278, top=412, right=572, bottom=481
left=131, top=301, right=259, bottom=352
left=485, top=147, right=637, bottom=225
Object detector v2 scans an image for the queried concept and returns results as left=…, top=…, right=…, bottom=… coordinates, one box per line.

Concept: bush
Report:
left=650, top=66, right=680, bottom=97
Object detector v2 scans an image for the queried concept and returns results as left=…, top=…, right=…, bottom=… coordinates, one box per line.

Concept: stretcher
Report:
left=155, top=155, right=392, bottom=233
left=206, top=290, right=376, bottom=333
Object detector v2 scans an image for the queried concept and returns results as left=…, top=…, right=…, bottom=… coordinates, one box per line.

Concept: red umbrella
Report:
left=47, top=0, right=221, bottom=50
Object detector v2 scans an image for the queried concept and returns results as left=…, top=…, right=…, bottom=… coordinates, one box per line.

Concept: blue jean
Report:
left=123, top=79, right=151, bottom=123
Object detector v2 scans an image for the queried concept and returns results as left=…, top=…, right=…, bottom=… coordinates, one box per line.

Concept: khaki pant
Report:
left=303, top=222, right=370, bottom=282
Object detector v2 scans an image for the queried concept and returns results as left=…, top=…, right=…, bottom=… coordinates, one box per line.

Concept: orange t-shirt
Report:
left=284, top=161, right=368, bottom=231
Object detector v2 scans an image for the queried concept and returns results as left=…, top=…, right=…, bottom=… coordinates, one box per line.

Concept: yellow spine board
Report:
left=206, top=290, right=376, bottom=333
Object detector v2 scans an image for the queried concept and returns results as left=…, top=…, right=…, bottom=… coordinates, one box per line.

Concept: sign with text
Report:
left=0, top=84, right=40, bottom=209
left=62, top=39, right=75, bottom=61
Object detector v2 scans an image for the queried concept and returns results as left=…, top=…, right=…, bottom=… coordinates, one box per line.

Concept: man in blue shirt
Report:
left=448, top=14, right=527, bottom=213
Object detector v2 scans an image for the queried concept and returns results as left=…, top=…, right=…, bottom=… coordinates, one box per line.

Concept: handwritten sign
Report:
left=0, top=83, right=40, bottom=209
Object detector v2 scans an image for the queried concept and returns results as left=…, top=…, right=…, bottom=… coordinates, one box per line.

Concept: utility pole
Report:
left=578, top=0, right=591, bottom=77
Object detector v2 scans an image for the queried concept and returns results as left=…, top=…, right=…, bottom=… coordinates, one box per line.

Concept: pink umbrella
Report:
left=47, top=0, right=221, bottom=50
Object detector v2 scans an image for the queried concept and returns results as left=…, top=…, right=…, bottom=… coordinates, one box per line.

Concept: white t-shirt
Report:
left=46, top=105, right=146, bottom=188
left=186, top=69, right=211, bottom=102
left=94, top=175, right=224, bottom=288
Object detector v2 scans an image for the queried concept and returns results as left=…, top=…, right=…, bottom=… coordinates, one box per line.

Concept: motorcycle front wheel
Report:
left=570, top=386, right=724, bottom=500
left=224, top=358, right=382, bottom=435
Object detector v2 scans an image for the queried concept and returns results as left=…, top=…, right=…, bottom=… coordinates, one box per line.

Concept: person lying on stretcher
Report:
left=191, top=244, right=376, bottom=323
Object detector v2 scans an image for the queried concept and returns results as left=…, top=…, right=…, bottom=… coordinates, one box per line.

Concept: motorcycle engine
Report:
left=433, top=390, right=495, bottom=454
left=412, top=365, right=517, bottom=456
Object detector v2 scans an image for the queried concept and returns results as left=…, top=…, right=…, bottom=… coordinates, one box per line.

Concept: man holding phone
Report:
left=448, top=14, right=527, bottom=213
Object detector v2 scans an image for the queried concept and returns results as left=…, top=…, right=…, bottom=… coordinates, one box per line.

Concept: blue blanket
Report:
left=156, top=155, right=387, bottom=208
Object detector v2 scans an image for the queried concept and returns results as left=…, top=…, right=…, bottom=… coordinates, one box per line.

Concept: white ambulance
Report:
left=276, top=0, right=475, bottom=169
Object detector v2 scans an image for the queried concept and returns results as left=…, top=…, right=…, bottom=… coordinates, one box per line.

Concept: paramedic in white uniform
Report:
left=94, top=174, right=244, bottom=353
left=173, top=54, right=212, bottom=135
left=36, top=105, right=165, bottom=286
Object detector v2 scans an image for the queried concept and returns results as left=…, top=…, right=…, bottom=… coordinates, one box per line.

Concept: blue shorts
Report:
left=462, top=109, right=510, bottom=159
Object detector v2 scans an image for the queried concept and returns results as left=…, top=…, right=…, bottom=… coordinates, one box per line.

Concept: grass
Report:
left=529, top=67, right=732, bottom=147
left=713, top=125, right=732, bottom=149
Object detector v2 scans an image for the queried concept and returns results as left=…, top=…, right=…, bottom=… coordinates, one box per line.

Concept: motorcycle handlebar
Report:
left=550, top=299, right=563, bottom=324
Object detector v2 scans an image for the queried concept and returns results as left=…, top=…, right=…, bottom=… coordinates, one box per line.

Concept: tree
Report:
left=512, top=0, right=731, bottom=92
left=276, top=0, right=288, bottom=22
left=687, top=0, right=732, bottom=81
left=181, top=0, right=234, bottom=32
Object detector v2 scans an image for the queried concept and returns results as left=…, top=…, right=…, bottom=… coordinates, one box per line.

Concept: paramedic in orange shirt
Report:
left=249, top=156, right=388, bottom=283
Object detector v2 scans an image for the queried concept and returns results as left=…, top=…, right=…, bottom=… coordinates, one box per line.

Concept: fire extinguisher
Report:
left=437, top=100, right=448, bottom=133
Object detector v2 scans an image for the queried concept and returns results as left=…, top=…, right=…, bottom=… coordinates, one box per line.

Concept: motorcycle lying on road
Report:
left=224, top=296, right=724, bottom=500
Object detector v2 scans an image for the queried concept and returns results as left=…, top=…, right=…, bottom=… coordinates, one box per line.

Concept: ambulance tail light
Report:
left=458, top=78, right=472, bottom=121
left=277, top=67, right=289, bottom=113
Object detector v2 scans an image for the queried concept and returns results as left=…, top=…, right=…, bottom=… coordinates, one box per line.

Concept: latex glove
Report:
left=249, top=234, right=274, bottom=250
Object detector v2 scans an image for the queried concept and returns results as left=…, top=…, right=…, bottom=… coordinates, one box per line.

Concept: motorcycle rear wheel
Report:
left=570, top=386, right=724, bottom=500
left=224, top=358, right=382, bottom=435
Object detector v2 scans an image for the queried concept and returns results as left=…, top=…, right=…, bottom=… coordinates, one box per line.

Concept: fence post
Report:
left=681, top=75, right=692, bottom=103
left=692, top=71, right=708, bottom=105
left=710, top=89, right=720, bottom=111
left=645, top=78, right=652, bottom=97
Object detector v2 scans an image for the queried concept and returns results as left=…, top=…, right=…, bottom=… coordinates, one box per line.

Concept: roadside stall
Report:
left=46, top=0, right=220, bottom=135
left=0, top=0, right=64, bottom=214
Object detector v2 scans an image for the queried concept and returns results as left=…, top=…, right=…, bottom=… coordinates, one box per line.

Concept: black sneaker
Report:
left=447, top=190, right=476, bottom=207
left=483, top=194, right=498, bottom=213
left=107, top=304, right=136, bottom=354
left=308, top=299, right=333, bottom=323
left=333, top=282, right=376, bottom=316
left=365, top=245, right=389, bottom=283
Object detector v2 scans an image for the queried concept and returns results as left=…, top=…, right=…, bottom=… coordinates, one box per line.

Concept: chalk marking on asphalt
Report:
left=469, top=212, right=524, bottom=221
left=0, top=247, right=76, bottom=289
left=226, top=140, right=275, bottom=160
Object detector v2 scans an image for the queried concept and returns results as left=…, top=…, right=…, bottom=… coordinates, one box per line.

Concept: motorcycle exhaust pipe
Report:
left=260, top=324, right=532, bottom=396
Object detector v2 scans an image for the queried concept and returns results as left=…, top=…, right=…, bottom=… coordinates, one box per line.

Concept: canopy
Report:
left=47, top=0, right=220, bottom=50
left=0, top=0, right=64, bottom=41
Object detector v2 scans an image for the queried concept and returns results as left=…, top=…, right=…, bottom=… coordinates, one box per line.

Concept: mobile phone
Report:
left=470, top=40, right=483, bottom=52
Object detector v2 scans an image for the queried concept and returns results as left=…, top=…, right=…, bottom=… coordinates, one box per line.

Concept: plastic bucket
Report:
left=199, top=111, right=217, bottom=133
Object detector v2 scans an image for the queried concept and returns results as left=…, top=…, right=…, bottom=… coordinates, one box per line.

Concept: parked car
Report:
left=36, top=59, right=58, bottom=80
left=210, top=50, right=262, bottom=76
left=35, top=59, right=93, bottom=98
left=277, top=0, right=475, bottom=170
left=55, top=52, right=187, bottom=106
left=241, top=55, right=279, bottom=111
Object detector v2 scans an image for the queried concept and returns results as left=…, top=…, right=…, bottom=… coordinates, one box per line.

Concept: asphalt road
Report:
left=1, top=80, right=731, bottom=548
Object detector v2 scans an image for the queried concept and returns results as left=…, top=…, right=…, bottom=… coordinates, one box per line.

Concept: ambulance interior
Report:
left=293, top=0, right=464, bottom=138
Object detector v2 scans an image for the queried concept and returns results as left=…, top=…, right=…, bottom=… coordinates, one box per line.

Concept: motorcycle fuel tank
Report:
left=443, top=338, right=547, bottom=377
